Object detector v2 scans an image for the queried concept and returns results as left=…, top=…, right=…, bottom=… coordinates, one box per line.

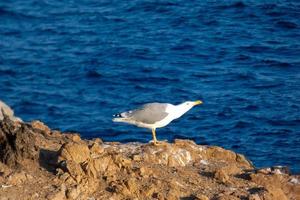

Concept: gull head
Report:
left=183, top=100, right=203, bottom=108
left=173, top=100, right=203, bottom=119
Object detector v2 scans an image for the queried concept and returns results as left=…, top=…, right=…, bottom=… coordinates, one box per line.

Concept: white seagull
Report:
left=113, top=100, right=203, bottom=145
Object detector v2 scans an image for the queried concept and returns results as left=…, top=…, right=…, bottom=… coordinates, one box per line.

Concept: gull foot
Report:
left=149, top=140, right=168, bottom=146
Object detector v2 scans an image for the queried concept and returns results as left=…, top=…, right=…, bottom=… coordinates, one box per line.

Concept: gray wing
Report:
left=121, top=103, right=169, bottom=124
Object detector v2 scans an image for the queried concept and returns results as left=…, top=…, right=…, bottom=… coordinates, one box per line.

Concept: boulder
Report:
left=0, top=115, right=39, bottom=167
left=58, top=142, right=90, bottom=164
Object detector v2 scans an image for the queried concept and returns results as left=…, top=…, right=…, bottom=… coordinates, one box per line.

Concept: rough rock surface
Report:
left=0, top=117, right=299, bottom=200
left=0, top=101, right=22, bottom=122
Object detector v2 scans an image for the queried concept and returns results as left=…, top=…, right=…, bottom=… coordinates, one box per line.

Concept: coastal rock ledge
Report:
left=0, top=117, right=299, bottom=200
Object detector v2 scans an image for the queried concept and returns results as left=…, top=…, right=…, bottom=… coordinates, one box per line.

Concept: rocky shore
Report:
left=0, top=109, right=299, bottom=199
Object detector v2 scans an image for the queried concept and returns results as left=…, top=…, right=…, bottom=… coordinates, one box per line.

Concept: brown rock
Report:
left=250, top=173, right=282, bottom=190
left=47, top=184, right=66, bottom=200
left=51, top=130, right=63, bottom=137
left=66, top=186, right=81, bottom=199
left=250, top=173, right=288, bottom=200
left=113, top=154, right=131, bottom=169
left=143, top=144, right=192, bottom=167
left=0, top=116, right=39, bottom=167
left=93, top=137, right=103, bottom=144
left=206, top=146, right=236, bottom=161
left=257, top=168, right=272, bottom=175
left=59, top=172, right=70, bottom=182
left=174, top=139, right=197, bottom=146
left=59, top=142, right=90, bottom=164
left=89, top=142, right=104, bottom=156
left=31, top=120, right=51, bottom=134
left=206, top=146, right=252, bottom=168
left=1, top=117, right=299, bottom=200
left=76, top=178, right=100, bottom=195
left=139, top=166, right=152, bottom=178
left=125, top=178, right=138, bottom=193
left=219, top=164, right=242, bottom=176
left=152, top=192, right=164, bottom=200
left=166, top=189, right=180, bottom=200
left=93, top=156, right=113, bottom=173
left=236, top=153, right=253, bottom=167
left=82, top=159, right=98, bottom=178
left=133, top=154, right=142, bottom=161
left=64, top=160, right=84, bottom=183
left=266, top=186, right=288, bottom=200
left=71, top=134, right=81, bottom=142
left=195, top=194, right=209, bottom=200
left=248, top=194, right=261, bottom=200
left=8, top=171, right=28, bottom=185
left=214, top=169, right=229, bottom=183
left=142, top=186, right=155, bottom=197
left=216, top=194, right=240, bottom=200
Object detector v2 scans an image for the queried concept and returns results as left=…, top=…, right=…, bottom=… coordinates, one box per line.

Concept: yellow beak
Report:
left=194, top=100, right=203, bottom=105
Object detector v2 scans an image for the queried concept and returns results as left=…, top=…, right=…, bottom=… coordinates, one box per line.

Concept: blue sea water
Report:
left=0, top=0, right=300, bottom=173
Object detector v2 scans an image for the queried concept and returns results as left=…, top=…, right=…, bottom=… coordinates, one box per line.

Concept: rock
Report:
left=113, top=154, right=131, bottom=169
left=70, top=134, right=81, bottom=143
left=205, top=146, right=252, bottom=168
left=31, top=121, right=51, bottom=135
left=63, top=160, right=85, bottom=183
left=250, top=173, right=288, bottom=200
left=8, top=171, right=28, bottom=185
left=59, top=142, right=90, bottom=164
left=256, top=168, right=272, bottom=175
left=0, top=100, right=22, bottom=122
left=165, top=189, right=180, bottom=200
left=47, top=184, right=66, bottom=200
left=66, top=186, right=81, bottom=199
left=0, top=117, right=299, bottom=200
left=133, top=154, right=142, bottom=161
left=271, top=166, right=290, bottom=175
left=142, top=186, right=155, bottom=197
left=167, top=148, right=192, bottom=167
left=217, top=195, right=240, bottom=200
left=93, top=138, right=103, bottom=144
left=51, top=130, right=63, bottom=137
left=266, top=187, right=288, bottom=200
left=142, top=144, right=193, bottom=167
left=139, top=166, right=152, bottom=178
left=206, top=146, right=236, bottom=160
left=82, top=159, right=98, bottom=178
left=195, top=194, right=209, bottom=200
left=289, top=177, right=300, bottom=184
left=250, top=173, right=282, bottom=190
left=93, top=155, right=113, bottom=173
left=0, top=116, right=39, bottom=167
left=125, top=178, right=138, bottom=193
left=219, top=164, right=242, bottom=176
left=89, top=142, right=104, bottom=157
left=214, top=169, right=230, bottom=184
left=248, top=194, right=261, bottom=200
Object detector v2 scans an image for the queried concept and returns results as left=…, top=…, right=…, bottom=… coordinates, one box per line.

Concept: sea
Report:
left=0, top=0, right=299, bottom=173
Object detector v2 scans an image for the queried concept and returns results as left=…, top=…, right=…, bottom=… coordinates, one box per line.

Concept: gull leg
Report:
left=152, top=128, right=158, bottom=145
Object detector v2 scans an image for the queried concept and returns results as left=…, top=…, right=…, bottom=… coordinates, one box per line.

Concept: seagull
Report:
left=112, top=100, right=203, bottom=145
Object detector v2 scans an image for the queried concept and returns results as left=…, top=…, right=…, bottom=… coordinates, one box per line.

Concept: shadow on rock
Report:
left=39, top=149, right=59, bottom=173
